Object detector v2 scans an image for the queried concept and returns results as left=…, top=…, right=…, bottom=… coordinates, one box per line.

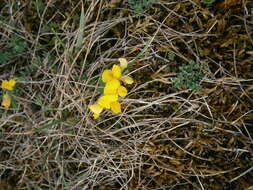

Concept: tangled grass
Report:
left=0, top=0, right=253, bottom=189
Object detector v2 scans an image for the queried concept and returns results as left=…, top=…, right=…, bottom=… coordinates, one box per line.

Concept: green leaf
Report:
left=167, top=51, right=175, bottom=60
left=97, top=87, right=104, bottom=93
left=75, top=6, right=86, bottom=50
left=0, top=53, right=10, bottom=64
left=203, top=0, right=216, bottom=6
left=172, top=61, right=204, bottom=91
left=33, top=0, right=45, bottom=14
left=128, top=0, right=157, bottom=13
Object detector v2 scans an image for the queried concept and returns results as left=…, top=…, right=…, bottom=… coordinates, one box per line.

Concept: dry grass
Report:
left=0, top=0, right=253, bottom=189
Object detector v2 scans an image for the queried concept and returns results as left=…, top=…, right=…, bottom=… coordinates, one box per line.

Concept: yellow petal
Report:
left=118, top=58, right=128, bottom=70
left=1, top=93, right=11, bottom=109
left=104, top=85, right=117, bottom=95
left=88, top=104, right=103, bottom=114
left=117, top=86, right=127, bottom=97
left=112, top=65, right=122, bottom=79
left=98, top=95, right=118, bottom=109
left=110, top=101, right=121, bottom=114
left=105, top=79, right=120, bottom=90
left=1, top=79, right=16, bottom=91
left=93, top=113, right=100, bottom=119
left=120, top=76, right=134, bottom=84
left=102, top=70, right=114, bottom=83
left=98, top=96, right=112, bottom=109
left=103, top=95, right=118, bottom=102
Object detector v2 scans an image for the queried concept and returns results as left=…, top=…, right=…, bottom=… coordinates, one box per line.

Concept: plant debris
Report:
left=0, top=0, right=253, bottom=189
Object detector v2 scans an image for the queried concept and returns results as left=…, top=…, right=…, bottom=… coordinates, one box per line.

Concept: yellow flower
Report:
left=118, top=58, right=134, bottom=84
left=88, top=104, right=103, bottom=119
left=106, top=79, right=120, bottom=90
left=103, top=79, right=120, bottom=95
left=98, top=97, right=111, bottom=109
left=102, top=70, right=114, bottom=83
left=117, top=86, right=127, bottom=97
left=102, top=65, right=122, bottom=83
left=120, top=76, right=134, bottom=84
left=110, top=101, right=121, bottom=113
left=118, top=58, right=128, bottom=70
left=111, top=64, right=122, bottom=79
left=104, top=83, right=127, bottom=97
left=98, top=95, right=118, bottom=109
left=89, top=58, right=133, bottom=118
left=1, top=93, right=11, bottom=109
left=102, top=59, right=134, bottom=85
left=97, top=95, right=122, bottom=114
left=93, top=113, right=100, bottom=119
left=104, top=86, right=117, bottom=95
left=89, top=95, right=119, bottom=119
left=1, top=79, right=16, bottom=91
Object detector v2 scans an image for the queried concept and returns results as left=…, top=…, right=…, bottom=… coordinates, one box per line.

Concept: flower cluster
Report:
left=1, top=79, right=16, bottom=109
left=88, top=58, right=133, bottom=119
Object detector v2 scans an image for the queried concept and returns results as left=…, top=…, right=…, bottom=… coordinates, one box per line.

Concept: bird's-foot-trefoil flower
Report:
left=103, top=80, right=128, bottom=97
left=88, top=104, right=103, bottom=119
left=1, top=79, right=16, bottom=109
left=89, top=58, right=133, bottom=119
left=1, top=79, right=16, bottom=91
left=102, top=58, right=134, bottom=85
left=1, top=93, right=11, bottom=109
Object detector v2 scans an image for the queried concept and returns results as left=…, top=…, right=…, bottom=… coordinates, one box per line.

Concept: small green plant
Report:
left=7, top=35, right=27, bottom=54
left=166, top=51, right=176, bottom=60
left=202, top=0, right=216, bottom=6
left=0, top=53, right=10, bottom=64
left=172, top=61, right=204, bottom=91
left=33, top=0, right=46, bottom=15
left=128, top=0, right=156, bottom=13
left=0, top=34, right=28, bottom=65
